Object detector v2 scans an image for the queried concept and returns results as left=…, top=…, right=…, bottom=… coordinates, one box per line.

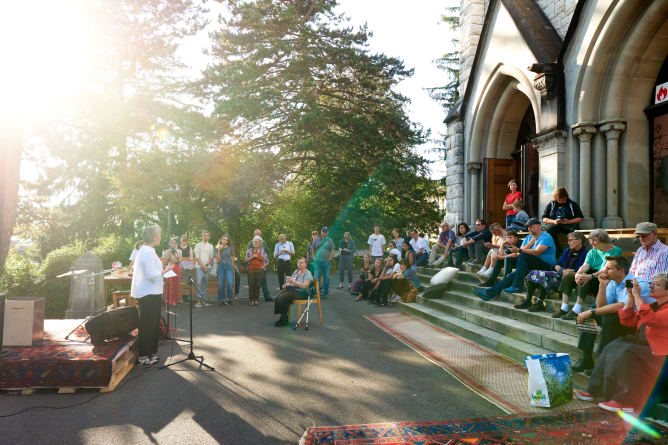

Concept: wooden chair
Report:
left=112, top=290, right=137, bottom=309
left=290, top=277, right=323, bottom=326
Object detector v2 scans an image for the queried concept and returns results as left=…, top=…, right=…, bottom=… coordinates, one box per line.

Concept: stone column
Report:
left=467, top=162, right=482, bottom=220
left=532, top=129, right=568, bottom=214
left=445, top=120, right=465, bottom=225
left=572, top=123, right=596, bottom=229
left=599, top=119, right=625, bottom=228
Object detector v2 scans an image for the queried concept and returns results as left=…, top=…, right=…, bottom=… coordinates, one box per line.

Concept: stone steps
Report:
left=403, top=266, right=591, bottom=388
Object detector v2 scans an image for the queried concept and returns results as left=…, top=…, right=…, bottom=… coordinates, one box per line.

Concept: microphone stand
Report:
left=160, top=250, right=214, bottom=371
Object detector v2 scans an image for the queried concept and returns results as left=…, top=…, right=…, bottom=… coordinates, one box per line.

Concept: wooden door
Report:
left=521, top=143, right=540, bottom=219
left=483, top=159, right=519, bottom=227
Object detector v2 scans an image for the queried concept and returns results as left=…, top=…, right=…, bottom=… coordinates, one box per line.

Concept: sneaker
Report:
left=561, top=310, right=578, bottom=320
left=476, top=267, right=488, bottom=275
left=514, top=299, right=531, bottom=309
left=274, top=317, right=288, bottom=327
left=552, top=309, right=568, bottom=318
left=223, top=300, right=231, bottom=306
left=149, top=355, right=159, bottom=365
left=574, top=390, right=595, bottom=401
left=528, top=301, right=545, bottom=312
left=503, top=286, right=522, bottom=293
left=474, top=288, right=493, bottom=301
left=598, top=400, right=634, bottom=413
left=137, top=356, right=151, bottom=366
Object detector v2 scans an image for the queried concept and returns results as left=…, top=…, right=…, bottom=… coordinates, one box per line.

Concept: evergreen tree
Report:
left=428, top=6, right=460, bottom=109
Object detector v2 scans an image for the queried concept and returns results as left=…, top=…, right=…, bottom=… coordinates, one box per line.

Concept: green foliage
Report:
left=40, top=243, right=86, bottom=318
left=91, top=234, right=135, bottom=269
left=0, top=249, right=45, bottom=298
left=428, top=6, right=460, bottom=109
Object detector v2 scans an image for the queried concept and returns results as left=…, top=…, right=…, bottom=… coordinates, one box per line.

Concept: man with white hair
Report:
left=273, top=233, right=295, bottom=290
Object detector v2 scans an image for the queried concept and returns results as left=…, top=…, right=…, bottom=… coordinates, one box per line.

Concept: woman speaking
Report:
left=131, top=225, right=173, bottom=366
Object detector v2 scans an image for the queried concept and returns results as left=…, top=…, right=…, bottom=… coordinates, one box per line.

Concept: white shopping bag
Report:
left=525, top=353, right=573, bottom=407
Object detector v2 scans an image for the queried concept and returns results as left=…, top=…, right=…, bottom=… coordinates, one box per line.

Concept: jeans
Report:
left=261, top=270, right=271, bottom=300
left=485, top=256, right=518, bottom=283
left=315, top=260, right=331, bottom=295
left=506, top=214, right=516, bottom=228
left=467, top=240, right=489, bottom=262
left=339, top=254, right=353, bottom=283
left=137, top=294, right=161, bottom=357
left=217, top=262, right=234, bottom=302
left=454, top=246, right=469, bottom=269
left=195, top=268, right=210, bottom=302
left=415, top=252, right=429, bottom=266
left=510, top=254, right=552, bottom=290
left=276, top=259, right=292, bottom=290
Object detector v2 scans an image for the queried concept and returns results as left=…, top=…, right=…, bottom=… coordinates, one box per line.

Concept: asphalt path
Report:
left=0, top=271, right=503, bottom=444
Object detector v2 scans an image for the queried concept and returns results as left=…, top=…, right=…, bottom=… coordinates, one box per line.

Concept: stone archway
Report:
left=573, top=0, right=668, bottom=227
left=465, top=64, right=539, bottom=222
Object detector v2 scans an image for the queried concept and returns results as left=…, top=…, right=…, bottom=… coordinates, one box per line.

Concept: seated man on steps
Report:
left=570, top=255, right=653, bottom=372
left=462, top=219, right=492, bottom=267
left=429, top=222, right=455, bottom=268
left=473, top=218, right=555, bottom=301
left=479, top=230, right=522, bottom=287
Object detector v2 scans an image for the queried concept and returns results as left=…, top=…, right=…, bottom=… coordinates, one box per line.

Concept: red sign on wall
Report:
left=657, top=81, right=668, bottom=104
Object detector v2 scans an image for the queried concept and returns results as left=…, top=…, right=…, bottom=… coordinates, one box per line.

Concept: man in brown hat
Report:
left=628, top=222, right=668, bottom=281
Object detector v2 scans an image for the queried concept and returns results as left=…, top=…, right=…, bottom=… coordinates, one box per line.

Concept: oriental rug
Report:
left=365, top=312, right=591, bottom=414
left=299, top=408, right=666, bottom=445
left=0, top=319, right=136, bottom=389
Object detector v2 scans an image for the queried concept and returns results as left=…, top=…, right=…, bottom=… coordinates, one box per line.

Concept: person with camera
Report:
left=541, top=187, right=584, bottom=258
left=570, top=256, right=653, bottom=373
left=273, top=257, right=313, bottom=327
left=575, top=273, right=668, bottom=413
left=479, top=230, right=523, bottom=287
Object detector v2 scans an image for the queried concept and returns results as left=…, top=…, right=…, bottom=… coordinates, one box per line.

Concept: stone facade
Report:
left=458, top=0, right=486, bottom=98
left=535, top=0, right=578, bottom=39
left=445, top=120, right=465, bottom=225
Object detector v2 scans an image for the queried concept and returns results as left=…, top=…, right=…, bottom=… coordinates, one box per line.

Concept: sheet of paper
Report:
left=164, top=270, right=177, bottom=278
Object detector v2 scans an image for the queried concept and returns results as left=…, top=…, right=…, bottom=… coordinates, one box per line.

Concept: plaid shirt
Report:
left=629, top=240, right=668, bottom=281
left=438, top=229, right=456, bottom=246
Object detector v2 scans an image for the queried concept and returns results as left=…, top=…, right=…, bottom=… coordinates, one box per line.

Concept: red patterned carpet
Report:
left=300, top=408, right=666, bottom=445
left=0, top=319, right=136, bottom=389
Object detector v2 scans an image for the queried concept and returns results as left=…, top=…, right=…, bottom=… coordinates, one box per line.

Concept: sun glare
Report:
left=1, top=1, right=101, bottom=118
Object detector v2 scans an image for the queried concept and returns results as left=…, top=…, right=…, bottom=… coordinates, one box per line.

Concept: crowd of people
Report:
left=127, top=179, right=667, bottom=413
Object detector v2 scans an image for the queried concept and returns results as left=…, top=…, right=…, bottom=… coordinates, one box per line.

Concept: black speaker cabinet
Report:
left=85, top=306, right=139, bottom=345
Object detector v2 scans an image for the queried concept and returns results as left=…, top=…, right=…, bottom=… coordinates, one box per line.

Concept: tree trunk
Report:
left=0, top=124, right=22, bottom=273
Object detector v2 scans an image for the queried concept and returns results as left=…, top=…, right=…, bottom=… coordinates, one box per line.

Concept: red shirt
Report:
left=619, top=303, right=668, bottom=356
left=504, top=191, right=523, bottom=215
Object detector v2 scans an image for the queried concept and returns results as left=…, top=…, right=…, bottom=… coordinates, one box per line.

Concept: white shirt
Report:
left=129, top=249, right=139, bottom=262
left=274, top=241, right=295, bottom=261
left=410, top=237, right=429, bottom=254
left=367, top=234, right=386, bottom=256
left=130, top=245, right=163, bottom=299
left=389, top=248, right=401, bottom=260
left=392, top=263, right=401, bottom=274
left=194, top=241, right=214, bottom=270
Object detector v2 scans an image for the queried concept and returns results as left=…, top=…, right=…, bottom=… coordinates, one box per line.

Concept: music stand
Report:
left=160, top=257, right=214, bottom=371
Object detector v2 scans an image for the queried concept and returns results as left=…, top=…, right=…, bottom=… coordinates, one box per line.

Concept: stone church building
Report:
left=444, top=0, right=668, bottom=229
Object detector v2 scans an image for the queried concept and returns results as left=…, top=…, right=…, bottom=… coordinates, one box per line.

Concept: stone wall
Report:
left=458, top=0, right=486, bottom=98
left=445, top=120, right=465, bottom=225
left=534, top=0, right=578, bottom=40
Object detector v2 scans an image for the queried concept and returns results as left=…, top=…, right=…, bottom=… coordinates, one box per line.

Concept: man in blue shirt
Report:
left=462, top=219, right=492, bottom=267
left=571, top=255, right=653, bottom=372
left=474, top=219, right=555, bottom=301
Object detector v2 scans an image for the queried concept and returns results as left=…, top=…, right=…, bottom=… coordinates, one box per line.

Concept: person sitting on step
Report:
left=541, top=187, right=584, bottom=259
left=409, top=230, right=430, bottom=267
left=571, top=256, right=653, bottom=373
left=273, top=257, right=313, bottom=327
left=473, top=218, right=555, bottom=301
left=479, top=230, right=522, bottom=287
left=462, top=219, right=492, bottom=267
left=429, top=222, right=456, bottom=268
left=507, top=200, right=529, bottom=232
left=553, top=229, right=621, bottom=319
left=391, top=259, right=421, bottom=303
left=628, top=222, right=668, bottom=281
left=369, top=257, right=397, bottom=306
left=520, top=231, right=588, bottom=313
left=452, top=222, right=471, bottom=269
left=476, top=223, right=505, bottom=280
left=574, top=273, right=668, bottom=414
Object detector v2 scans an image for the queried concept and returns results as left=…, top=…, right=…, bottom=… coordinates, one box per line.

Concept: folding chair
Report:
left=291, top=277, right=323, bottom=330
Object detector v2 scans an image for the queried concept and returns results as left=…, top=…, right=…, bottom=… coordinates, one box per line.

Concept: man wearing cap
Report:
left=474, top=218, right=555, bottom=300
left=313, top=227, right=335, bottom=296
left=628, top=222, right=668, bottom=281
left=368, top=223, right=386, bottom=265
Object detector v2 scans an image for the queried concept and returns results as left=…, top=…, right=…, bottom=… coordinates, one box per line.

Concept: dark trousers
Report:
left=467, top=239, right=489, bottom=262
left=273, top=288, right=301, bottom=317
left=339, top=254, right=353, bottom=283
left=415, top=252, right=429, bottom=266
left=137, top=294, right=161, bottom=357
left=545, top=223, right=575, bottom=258
left=454, top=246, right=469, bottom=269
left=487, top=256, right=518, bottom=282
left=276, top=259, right=291, bottom=290
left=510, top=254, right=552, bottom=290
left=261, top=270, right=271, bottom=299
left=370, top=280, right=392, bottom=304
left=248, top=269, right=264, bottom=302
left=577, top=313, right=636, bottom=364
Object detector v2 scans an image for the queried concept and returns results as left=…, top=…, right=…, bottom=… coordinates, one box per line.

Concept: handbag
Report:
left=525, top=353, right=573, bottom=407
